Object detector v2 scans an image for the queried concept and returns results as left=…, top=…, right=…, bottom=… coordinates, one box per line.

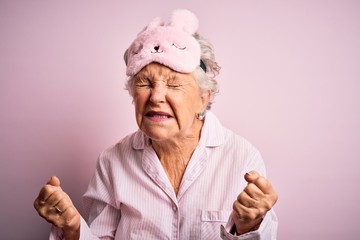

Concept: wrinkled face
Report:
left=132, top=62, right=210, bottom=143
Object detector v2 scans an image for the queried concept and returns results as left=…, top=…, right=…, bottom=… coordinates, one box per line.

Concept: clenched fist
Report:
left=232, top=171, right=278, bottom=235
left=34, top=176, right=80, bottom=240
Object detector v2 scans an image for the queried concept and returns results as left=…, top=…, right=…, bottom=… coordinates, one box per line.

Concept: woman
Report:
left=34, top=9, right=278, bottom=239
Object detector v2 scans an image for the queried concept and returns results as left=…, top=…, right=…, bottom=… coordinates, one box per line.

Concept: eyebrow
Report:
left=136, top=71, right=180, bottom=82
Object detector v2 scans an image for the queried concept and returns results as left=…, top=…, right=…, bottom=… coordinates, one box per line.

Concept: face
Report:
left=132, top=62, right=210, bottom=143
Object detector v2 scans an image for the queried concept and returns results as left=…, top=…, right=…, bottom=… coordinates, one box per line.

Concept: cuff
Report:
left=220, top=209, right=278, bottom=240
left=221, top=224, right=260, bottom=240
left=49, top=217, right=98, bottom=240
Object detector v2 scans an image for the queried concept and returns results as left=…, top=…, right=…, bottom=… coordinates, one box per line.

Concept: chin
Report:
left=142, top=128, right=169, bottom=141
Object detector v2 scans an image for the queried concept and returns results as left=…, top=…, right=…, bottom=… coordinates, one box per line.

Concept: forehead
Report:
left=136, top=63, right=195, bottom=81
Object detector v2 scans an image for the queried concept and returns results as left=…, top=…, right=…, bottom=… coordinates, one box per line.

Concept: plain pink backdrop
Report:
left=1, top=1, right=359, bottom=239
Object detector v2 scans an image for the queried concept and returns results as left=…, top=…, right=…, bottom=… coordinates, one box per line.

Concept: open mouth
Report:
left=145, top=111, right=173, bottom=119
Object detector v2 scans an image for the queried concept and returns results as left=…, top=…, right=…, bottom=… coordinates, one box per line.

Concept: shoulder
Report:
left=206, top=113, right=266, bottom=170
left=97, top=130, right=144, bottom=164
left=205, top=111, right=260, bottom=155
left=224, top=128, right=260, bottom=155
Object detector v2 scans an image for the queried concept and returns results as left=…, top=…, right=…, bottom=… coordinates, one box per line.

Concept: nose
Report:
left=154, top=45, right=160, bottom=51
left=149, top=84, right=166, bottom=103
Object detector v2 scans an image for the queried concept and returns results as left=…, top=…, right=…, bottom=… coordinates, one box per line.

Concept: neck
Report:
left=151, top=125, right=203, bottom=195
left=151, top=135, right=199, bottom=164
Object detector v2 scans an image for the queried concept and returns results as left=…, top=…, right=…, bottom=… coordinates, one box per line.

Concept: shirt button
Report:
left=172, top=205, right=177, bottom=211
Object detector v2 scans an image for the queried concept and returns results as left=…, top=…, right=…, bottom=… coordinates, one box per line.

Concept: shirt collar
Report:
left=199, top=111, right=225, bottom=147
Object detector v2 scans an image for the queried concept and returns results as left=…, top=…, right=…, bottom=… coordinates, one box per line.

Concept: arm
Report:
left=221, top=171, right=278, bottom=240
left=233, top=171, right=278, bottom=235
left=34, top=174, right=119, bottom=240
left=34, top=176, right=81, bottom=240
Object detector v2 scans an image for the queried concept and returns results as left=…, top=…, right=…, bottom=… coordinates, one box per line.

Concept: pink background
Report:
left=1, top=1, right=359, bottom=239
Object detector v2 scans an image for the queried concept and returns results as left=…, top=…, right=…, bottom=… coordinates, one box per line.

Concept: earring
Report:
left=196, top=111, right=205, bottom=121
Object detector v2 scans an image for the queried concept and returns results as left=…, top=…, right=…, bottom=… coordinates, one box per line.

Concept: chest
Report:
left=162, top=162, right=187, bottom=195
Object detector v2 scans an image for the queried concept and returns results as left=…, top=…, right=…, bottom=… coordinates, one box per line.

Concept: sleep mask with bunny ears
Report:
left=125, top=9, right=203, bottom=77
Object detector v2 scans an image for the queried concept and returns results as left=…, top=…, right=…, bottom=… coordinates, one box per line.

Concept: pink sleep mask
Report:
left=125, top=9, right=202, bottom=77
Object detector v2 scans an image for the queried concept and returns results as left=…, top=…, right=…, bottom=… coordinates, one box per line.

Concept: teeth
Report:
left=152, top=115, right=168, bottom=118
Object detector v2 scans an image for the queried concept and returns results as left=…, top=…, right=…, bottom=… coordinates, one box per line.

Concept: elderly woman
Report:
left=34, top=9, right=278, bottom=239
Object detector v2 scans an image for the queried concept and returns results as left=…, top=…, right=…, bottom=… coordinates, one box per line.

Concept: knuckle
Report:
left=43, top=185, right=53, bottom=193
left=33, top=199, right=38, bottom=209
left=233, top=200, right=240, bottom=211
left=246, top=183, right=257, bottom=192
left=258, top=208, right=267, bottom=217
left=251, top=199, right=261, bottom=208
left=273, top=192, right=279, bottom=203
left=256, top=176, right=269, bottom=188
left=247, top=211, right=257, bottom=221
left=52, top=190, right=63, bottom=199
left=62, top=196, right=72, bottom=206
left=262, top=199, right=273, bottom=210
left=52, top=218, right=63, bottom=228
left=63, top=210, right=79, bottom=228
left=37, top=207, right=47, bottom=218
left=64, top=216, right=75, bottom=226
left=237, top=191, right=247, bottom=201
left=232, top=201, right=237, bottom=210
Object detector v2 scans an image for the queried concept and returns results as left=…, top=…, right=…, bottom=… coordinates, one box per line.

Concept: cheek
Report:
left=133, top=92, right=148, bottom=122
left=171, top=94, right=199, bottom=121
left=134, top=90, right=148, bottom=108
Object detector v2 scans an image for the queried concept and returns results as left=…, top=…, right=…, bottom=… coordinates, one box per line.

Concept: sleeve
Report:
left=49, top=153, right=121, bottom=240
left=220, top=143, right=279, bottom=240
left=220, top=209, right=278, bottom=240
left=49, top=217, right=101, bottom=240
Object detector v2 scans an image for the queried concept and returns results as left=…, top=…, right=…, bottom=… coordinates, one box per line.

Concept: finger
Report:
left=233, top=200, right=262, bottom=221
left=244, top=182, right=265, bottom=200
left=245, top=172, right=275, bottom=195
left=46, top=188, right=65, bottom=208
left=35, top=197, right=59, bottom=221
left=37, top=184, right=61, bottom=202
left=35, top=189, right=63, bottom=217
left=55, top=196, right=76, bottom=219
left=61, top=208, right=81, bottom=231
left=244, top=170, right=261, bottom=183
left=36, top=176, right=61, bottom=201
left=34, top=197, right=46, bottom=211
left=54, top=198, right=68, bottom=215
left=47, top=176, right=61, bottom=187
left=54, top=203, right=80, bottom=230
left=252, top=176, right=276, bottom=195
left=237, top=191, right=260, bottom=208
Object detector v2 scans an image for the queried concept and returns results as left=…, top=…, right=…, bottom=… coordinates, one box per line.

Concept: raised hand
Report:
left=34, top=176, right=80, bottom=239
left=232, top=171, right=278, bottom=235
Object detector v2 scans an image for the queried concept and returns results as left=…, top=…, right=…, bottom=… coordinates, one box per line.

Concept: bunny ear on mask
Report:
left=137, top=17, right=164, bottom=35
left=145, top=17, right=164, bottom=31
left=125, top=9, right=203, bottom=77
left=170, top=9, right=199, bottom=34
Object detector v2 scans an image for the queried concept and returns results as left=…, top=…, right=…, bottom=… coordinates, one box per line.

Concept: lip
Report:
left=145, top=111, right=173, bottom=122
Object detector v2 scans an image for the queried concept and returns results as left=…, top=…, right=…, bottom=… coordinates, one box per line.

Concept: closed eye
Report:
left=167, top=83, right=181, bottom=88
left=171, top=43, right=186, bottom=50
left=135, top=77, right=152, bottom=87
left=136, top=84, right=151, bottom=87
left=132, top=43, right=143, bottom=54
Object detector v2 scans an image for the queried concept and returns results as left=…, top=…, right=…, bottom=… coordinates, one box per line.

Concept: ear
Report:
left=200, top=89, right=211, bottom=111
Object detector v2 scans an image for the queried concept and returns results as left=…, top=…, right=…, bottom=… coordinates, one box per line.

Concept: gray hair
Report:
left=124, top=33, right=220, bottom=110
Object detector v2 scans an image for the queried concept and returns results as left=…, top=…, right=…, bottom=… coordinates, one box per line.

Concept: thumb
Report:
left=47, top=176, right=61, bottom=187
left=244, top=170, right=261, bottom=183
